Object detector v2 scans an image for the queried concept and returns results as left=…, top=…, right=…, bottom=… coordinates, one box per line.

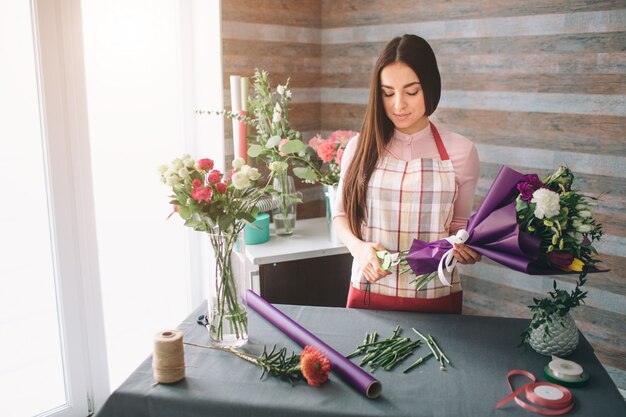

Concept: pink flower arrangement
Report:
left=307, top=130, right=357, bottom=186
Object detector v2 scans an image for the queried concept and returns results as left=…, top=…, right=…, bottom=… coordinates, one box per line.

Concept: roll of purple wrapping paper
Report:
left=246, top=290, right=382, bottom=399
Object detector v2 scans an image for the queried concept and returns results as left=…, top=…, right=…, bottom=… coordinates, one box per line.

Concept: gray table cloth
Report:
left=96, top=303, right=625, bottom=417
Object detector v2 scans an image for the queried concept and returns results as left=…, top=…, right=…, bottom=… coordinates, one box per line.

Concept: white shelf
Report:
left=244, top=217, right=349, bottom=265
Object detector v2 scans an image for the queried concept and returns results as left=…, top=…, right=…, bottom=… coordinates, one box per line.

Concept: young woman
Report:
left=333, top=34, right=481, bottom=314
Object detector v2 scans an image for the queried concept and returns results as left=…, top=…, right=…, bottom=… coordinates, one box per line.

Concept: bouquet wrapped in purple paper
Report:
left=399, top=165, right=603, bottom=285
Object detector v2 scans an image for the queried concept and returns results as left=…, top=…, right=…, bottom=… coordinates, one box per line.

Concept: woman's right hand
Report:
left=353, top=241, right=391, bottom=283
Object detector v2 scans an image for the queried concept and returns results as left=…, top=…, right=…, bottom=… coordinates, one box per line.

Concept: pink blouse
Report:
left=334, top=124, right=480, bottom=234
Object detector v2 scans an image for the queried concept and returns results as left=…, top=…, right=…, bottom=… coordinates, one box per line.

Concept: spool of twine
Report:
left=153, top=329, right=185, bottom=384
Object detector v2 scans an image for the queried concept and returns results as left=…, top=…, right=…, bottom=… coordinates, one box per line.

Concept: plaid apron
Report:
left=349, top=123, right=461, bottom=307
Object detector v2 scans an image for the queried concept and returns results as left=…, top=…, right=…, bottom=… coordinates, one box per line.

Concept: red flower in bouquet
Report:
left=300, top=345, right=331, bottom=387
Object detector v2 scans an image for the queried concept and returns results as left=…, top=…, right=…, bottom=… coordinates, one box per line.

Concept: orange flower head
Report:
left=300, top=345, right=330, bottom=387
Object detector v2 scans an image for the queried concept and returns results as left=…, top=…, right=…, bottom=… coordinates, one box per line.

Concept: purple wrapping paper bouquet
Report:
left=407, top=166, right=599, bottom=277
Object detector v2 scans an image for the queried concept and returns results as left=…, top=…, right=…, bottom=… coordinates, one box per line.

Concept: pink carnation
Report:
left=317, top=141, right=337, bottom=163
left=197, top=158, right=214, bottom=171
left=192, top=179, right=202, bottom=188
left=208, top=169, right=222, bottom=184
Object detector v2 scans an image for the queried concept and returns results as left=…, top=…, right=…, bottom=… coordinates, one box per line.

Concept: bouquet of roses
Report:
left=159, top=155, right=271, bottom=343
left=306, top=130, right=358, bottom=186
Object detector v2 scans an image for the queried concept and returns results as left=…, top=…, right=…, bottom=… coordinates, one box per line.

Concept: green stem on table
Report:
left=403, top=352, right=434, bottom=373
left=412, top=328, right=439, bottom=361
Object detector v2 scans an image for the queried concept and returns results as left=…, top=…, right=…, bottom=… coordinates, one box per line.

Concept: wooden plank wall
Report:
left=222, top=1, right=626, bottom=389
left=221, top=0, right=325, bottom=218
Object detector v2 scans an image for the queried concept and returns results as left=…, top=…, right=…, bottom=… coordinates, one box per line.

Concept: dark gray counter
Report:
left=96, top=303, right=625, bottom=417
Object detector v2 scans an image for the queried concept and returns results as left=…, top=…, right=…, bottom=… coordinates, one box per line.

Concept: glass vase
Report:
left=206, top=231, right=248, bottom=347
left=529, top=312, right=579, bottom=357
left=272, top=173, right=297, bottom=236
left=323, top=184, right=341, bottom=245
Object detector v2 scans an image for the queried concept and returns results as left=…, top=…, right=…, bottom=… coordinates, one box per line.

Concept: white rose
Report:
left=183, top=156, right=195, bottom=168
left=178, top=168, right=189, bottom=178
left=232, top=157, right=245, bottom=170
left=157, top=164, right=168, bottom=175
left=531, top=188, right=560, bottom=219
left=231, top=171, right=251, bottom=189
left=171, top=158, right=184, bottom=170
left=245, top=166, right=261, bottom=181
left=277, top=85, right=285, bottom=95
left=165, top=174, right=180, bottom=186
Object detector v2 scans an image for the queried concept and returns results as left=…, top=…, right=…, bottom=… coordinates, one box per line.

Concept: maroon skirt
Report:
left=346, top=285, right=462, bottom=314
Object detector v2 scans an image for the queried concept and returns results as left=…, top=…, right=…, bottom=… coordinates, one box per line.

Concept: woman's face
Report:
left=380, top=61, right=429, bottom=134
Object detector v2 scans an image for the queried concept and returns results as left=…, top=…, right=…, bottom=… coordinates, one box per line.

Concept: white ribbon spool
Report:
left=436, top=229, right=470, bottom=286
left=549, top=356, right=584, bottom=382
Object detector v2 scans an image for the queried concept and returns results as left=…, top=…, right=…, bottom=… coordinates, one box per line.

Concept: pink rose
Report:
left=192, top=179, right=202, bottom=188
left=215, top=182, right=227, bottom=194
left=317, top=141, right=336, bottom=163
left=208, top=169, right=222, bottom=184
left=197, top=158, right=214, bottom=171
left=278, top=138, right=289, bottom=157
left=307, top=134, right=323, bottom=150
left=192, top=186, right=212, bottom=202
left=329, top=130, right=357, bottom=146
left=335, top=149, right=344, bottom=166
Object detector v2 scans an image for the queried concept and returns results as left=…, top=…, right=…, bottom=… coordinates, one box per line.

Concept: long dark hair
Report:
left=342, top=34, right=441, bottom=239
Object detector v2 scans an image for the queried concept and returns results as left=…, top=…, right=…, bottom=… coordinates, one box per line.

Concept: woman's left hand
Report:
left=453, top=243, right=482, bottom=264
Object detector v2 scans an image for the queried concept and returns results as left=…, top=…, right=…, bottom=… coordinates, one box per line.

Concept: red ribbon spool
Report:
left=496, top=370, right=574, bottom=415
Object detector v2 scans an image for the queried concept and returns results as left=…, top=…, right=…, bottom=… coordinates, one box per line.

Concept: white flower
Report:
left=576, top=224, right=592, bottom=233
left=277, top=85, right=285, bottom=95
left=178, top=168, right=190, bottom=178
left=171, top=158, right=184, bottom=170
left=531, top=188, right=560, bottom=219
left=182, top=155, right=195, bottom=168
left=157, top=164, right=168, bottom=175
left=231, top=171, right=251, bottom=189
left=241, top=165, right=261, bottom=181
left=269, top=161, right=288, bottom=174
left=272, top=103, right=282, bottom=123
left=285, top=90, right=292, bottom=99
left=165, top=174, right=181, bottom=186
left=231, top=157, right=245, bottom=170
left=578, top=210, right=592, bottom=218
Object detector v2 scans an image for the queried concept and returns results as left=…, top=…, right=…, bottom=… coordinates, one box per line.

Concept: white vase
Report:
left=529, top=312, right=579, bottom=357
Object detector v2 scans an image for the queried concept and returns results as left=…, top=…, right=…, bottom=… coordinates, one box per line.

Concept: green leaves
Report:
left=248, top=144, right=263, bottom=158
left=293, top=166, right=318, bottom=181
left=279, top=139, right=304, bottom=154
